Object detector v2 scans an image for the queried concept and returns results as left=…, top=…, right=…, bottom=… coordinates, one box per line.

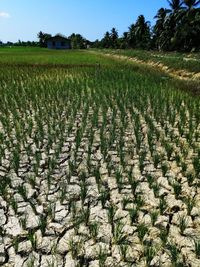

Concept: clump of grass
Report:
left=89, top=221, right=99, bottom=242
left=98, top=245, right=107, bottom=267
left=150, top=210, right=159, bottom=226
left=137, top=223, right=149, bottom=242
left=194, top=239, right=200, bottom=258
left=159, top=195, right=167, bottom=215
left=184, top=196, right=196, bottom=215
left=160, top=228, right=168, bottom=245
left=129, top=207, right=138, bottom=225
left=119, top=244, right=128, bottom=261
left=113, top=221, right=127, bottom=245
left=144, top=246, right=156, bottom=266
left=178, top=215, right=188, bottom=235
left=166, top=242, right=181, bottom=265
left=172, top=182, right=182, bottom=199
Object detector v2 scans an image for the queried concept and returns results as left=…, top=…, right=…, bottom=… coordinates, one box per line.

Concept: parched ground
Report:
left=0, top=50, right=200, bottom=267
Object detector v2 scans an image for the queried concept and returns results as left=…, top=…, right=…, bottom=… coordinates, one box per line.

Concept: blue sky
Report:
left=0, top=0, right=169, bottom=42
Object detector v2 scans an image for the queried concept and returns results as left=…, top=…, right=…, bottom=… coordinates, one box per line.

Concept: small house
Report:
left=47, top=35, right=71, bottom=49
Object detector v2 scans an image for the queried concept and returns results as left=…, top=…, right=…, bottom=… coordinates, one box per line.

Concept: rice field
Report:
left=0, top=48, right=200, bottom=267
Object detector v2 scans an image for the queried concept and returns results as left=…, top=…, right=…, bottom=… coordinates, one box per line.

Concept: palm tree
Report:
left=167, top=0, right=184, bottom=11
left=183, top=0, right=200, bottom=9
left=128, top=24, right=136, bottom=48
left=153, top=8, right=171, bottom=50
left=134, top=15, right=151, bottom=49
left=110, top=28, right=119, bottom=48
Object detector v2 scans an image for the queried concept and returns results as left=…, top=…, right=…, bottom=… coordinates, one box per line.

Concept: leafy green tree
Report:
left=183, top=0, right=200, bottom=9
left=110, top=28, right=119, bottom=48
left=101, top=31, right=111, bottom=48
left=134, top=15, right=151, bottom=49
left=37, top=31, right=51, bottom=47
left=153, top=8, right=171, bottom=50
left=69, top=33, right=87, bottom=49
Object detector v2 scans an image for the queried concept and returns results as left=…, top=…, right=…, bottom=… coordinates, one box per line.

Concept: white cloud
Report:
left=0, top=12, right=10, bottom=18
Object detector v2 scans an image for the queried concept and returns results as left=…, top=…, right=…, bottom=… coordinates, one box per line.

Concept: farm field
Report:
left=0, top=48, right=200, bottom=267
left=99, top=49, right=200, bottom=74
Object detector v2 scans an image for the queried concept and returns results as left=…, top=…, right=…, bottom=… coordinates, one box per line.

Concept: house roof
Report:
left=47, top=35, right=70, bottom=42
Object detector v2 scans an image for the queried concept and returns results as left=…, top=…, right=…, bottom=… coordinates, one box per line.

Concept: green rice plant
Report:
left=193, top=157, right=200, bottom=176
left=150, top=210, right=159, bottom=226
left=159, top=195, right=167, bottom=215
left=172, top=182, right=182, bottom=199
left=89, top=221, right=99, bottom=242
left=47, top=203, right=55, bottom=220
left=152, top=183, right=160, bottom=198
left=93, top=167, right=102, bottom=191
left=80, top=206, right=90, bottom=226
left=115, top=169, right=123, bottom=192
left=161, top=162, right=169, bottom=176
left=181, top=161, right=187, bottom=173
left=113, top=221, right=127, bottom=245
left=137, top=223, right=149, bottom=242
left=107, top=204, right=117, bottom=232
left=119, top=244, right=128, bottom=261
left=194, top=239, right=200, bottom=258
left=186, top=172, right=195, bottom=186
left=178, top=215, right=188, bottom=235
left=17, top=185, right=28, bottom=201
left=38, top=215, right=47, bottom=235
left=184, top=196, right=196, bottom=215
left=144, top=246, right=156, bottom=266
left=153, top=154, right=161, bottom=168
left=174, top=153, right=181, bottom=166
left=26, top=256, right=36, bottom=267
left=98, top=245, right=107, bottom=267
left=147, top=174, right=154, bottom=189
left=135, top=193, right=144, bottom=208
left=160, top=228, right=168, bottom=245
left=166, top=242, right=181, bottom=265
left=99, top=189, right=110, bottom=208
left=12, top=148, right=20, bottom=175
left=27, top=230, right=37, bottom=250
left=59, top=182, right=68, bottom=203
left=28, top=175, right=36, bottom=188
left=130, top=178, right=140, bottom=195
left=9, top=196, right=18, bottom=213
left=165, top=143, right=173, bottom=161
left=122, top=196, right=130, bottom=210
left=129, top=207, right=138, bottom=225
left=80, top=181, right=88, bottom=204
left=68, top=238, right=83, bottom=260
left=12, top=236, right=20, bottom=253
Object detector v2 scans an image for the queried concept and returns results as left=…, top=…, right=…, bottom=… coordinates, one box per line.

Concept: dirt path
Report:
left=91, top=51, right=200, bottom=82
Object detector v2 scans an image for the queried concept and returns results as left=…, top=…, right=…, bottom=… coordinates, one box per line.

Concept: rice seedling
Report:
left=144, top=245, right=156, bottom=266
left=150, top=210, right=159, bottom=226
left=89, top=221, right=99, bottom=242
left=113, top=221, right=127, bottom=245
left=159, top=195, right=167, bottom=215
left=160, top=228, right=168, bottom=245
left=129, top=207, right=138, bottom=225
left=184, top=196, right=196, bottom=215
left=194, top=239, right=200, bottom=258
left=98, top=245, right=107, bottom=267
left=172, top=182, right=182, bottom=200
left=178, top=215, right=188, bottom=235
left=137, top=223, right=149, bottom=242
left=166, top=242, right=181, bottom=265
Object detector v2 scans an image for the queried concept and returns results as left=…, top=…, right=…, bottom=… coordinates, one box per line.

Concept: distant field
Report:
left=0, top=48, right=200, bottom=267
left=0, top=47, right=114, bottom=65
left=100, top=49, right=200, bottom=73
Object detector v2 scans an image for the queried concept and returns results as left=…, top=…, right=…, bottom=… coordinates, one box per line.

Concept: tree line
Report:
left=1, top=0, right=199, bottom=52
left=94, top=0, right=200, bottom=51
